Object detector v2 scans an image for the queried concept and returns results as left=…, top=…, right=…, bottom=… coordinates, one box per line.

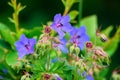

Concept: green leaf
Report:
left=66, top=71, right=72, bottom=80
left=0, top=39, right=11, bottom=50
left=0, top=23, right=15, bottom=46
left=99, top=68, right=109, bottom=78
left=0, top=49, right=5, bottom=63
left=103, top=27, right=120, bottom=57
left=69, top=10, right=79, bottom=20
left=50, top=61, right=65, bottom=72
left=6, top=51, right=18, bottom=66
left=101, top=26, right=113, bottom=37
left=21, top=27, right=42, bottom=38
left=80, top=15, right=98, bottom=41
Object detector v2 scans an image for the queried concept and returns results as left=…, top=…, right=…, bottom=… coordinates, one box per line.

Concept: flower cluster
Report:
left=14, top=13, right=109, bottom=80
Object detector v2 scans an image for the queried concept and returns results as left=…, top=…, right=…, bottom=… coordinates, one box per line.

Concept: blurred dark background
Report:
left=0, top=0, right=120, bottom=79
left=0, top=0, right=120, bottom=29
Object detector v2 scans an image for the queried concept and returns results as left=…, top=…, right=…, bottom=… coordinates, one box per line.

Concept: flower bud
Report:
left=70, top=45, right=75, bottom=53
left=43, top=73, right=51, bottom=80
left=100, top=34, right=108, bottom=42
left=94, top=47, right=107, bottom=57
left=96, top=27, right=101, bottom=36
left=44, top=26, right=51, bottom=34
left=21, top=73, right=31, bottom=80
left=75, top=46, right=80, bottom=55
left=86, top=42, right=93, bottom=48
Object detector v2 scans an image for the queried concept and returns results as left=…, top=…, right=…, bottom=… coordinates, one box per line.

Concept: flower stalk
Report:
left=8, top=0, right=26, bottom=33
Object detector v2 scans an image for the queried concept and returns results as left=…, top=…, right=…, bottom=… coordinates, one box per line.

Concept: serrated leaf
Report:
left=6, top=51, right=18, bottom=66
left=0, top=23, right=15, bottom=46
left=80, top=15, right=98, bottom=41
left=69, top=10, right=79, bottom=20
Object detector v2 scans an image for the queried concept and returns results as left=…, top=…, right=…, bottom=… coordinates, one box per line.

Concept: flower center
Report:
left=56, top=23, right=63, bottom=28
left=25, top=44, right=30, bottom=50
left=73, top=34, right=81, bottom=46
left=77, top=35, right=81, bottom=38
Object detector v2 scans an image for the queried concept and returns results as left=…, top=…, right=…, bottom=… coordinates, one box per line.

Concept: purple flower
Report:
left=15, top=34, right=36, bottom=59
left=86, top=75, right=94, bottom=80
left=54, top=74, right=62, bottom=80
left=53, top=38, right=68, bottom=53
left=70, top=26, right=90, bottom=50
left=52, top=57, right=58, bottom=63
left=51, top=14, right=72, bottom=39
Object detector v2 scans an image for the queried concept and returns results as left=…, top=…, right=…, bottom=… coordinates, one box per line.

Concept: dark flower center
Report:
left=73, top=34, right=81, bottom=46
left=25, top=44, right=30, bottom=50
left=77, top=35, right=81, bottom=38
left=56, top=23, right=63, bottom=28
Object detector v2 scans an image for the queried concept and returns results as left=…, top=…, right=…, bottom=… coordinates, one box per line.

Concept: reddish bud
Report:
left=86, top=42, right=93, bottom=48
left=44, top=73, right=51, bottom=80
left=96, top=27, right=101, bottom=36
left=44, top=26, right=51, bottom=34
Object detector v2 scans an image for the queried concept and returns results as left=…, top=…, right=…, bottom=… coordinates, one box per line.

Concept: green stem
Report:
left=78, top=0, right=83, bottom=26
left=14, top=0, right=19, bottom=33
left=14, top=13, right=19, bottom=33
left=63, top=7, right=70, bottom=16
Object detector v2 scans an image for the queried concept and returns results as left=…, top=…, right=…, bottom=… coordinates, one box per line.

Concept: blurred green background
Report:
left=0, top=0, right=120, bottom=79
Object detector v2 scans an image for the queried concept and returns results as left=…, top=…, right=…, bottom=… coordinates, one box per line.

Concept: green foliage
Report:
left=103, top=27, right=120, bottom=57
left=0, top=48, right=5, bottom=63
left=22, top=27, right=42, bottom=38
left=6, top=51, right=18, bottom=66
left=101, top=26, right=113, bottom=37
left=69, top=10, right=79, bottom=21
left=0, top=23, right=15, bottom=46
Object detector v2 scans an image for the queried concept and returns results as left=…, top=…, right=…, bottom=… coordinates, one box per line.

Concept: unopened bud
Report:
left=70, top=45, right=75, bottom=53
left=21, top=73, right=31, bottom=80
left=86, top=42, right=93, bottom=48
left=94, top=47, right=107, bottom=57
left=96, top=27, right=101, bottom=36
left=43, top=73, right=51, bottom=80
left=44, top=26, right=51, bottom=34
left=75, top=46, right=80, bottom=55
left=100, top=34, right=108, bottom=42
